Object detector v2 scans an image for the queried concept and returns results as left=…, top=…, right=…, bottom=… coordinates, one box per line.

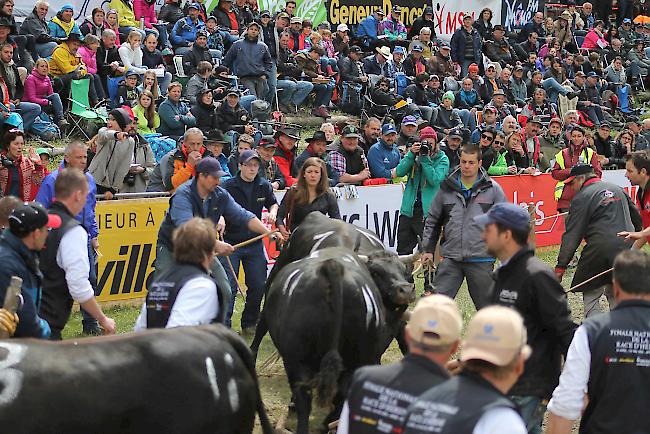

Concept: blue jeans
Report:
left=36, top=41, right=57, bottom=59
left=174, top=46, right=191, bottom=56
left=542, top=77, right=569, bottom=103
left=46, top=94, right=64, bottom=122
left=277, top=79, right=314, bottom=106
left=509, top=395, right=545, bottom=434
left=119, top=26, right=146, bottom=40
left=265, top=59, right=278, bottom=104
left=151, top=23, right=169, bottom=48
left=460, top=59, right=474, bottom=78
left=454, top=108, right=476, bottom=131
left=13, top=101, right=41, bottom=132
left=81, top=240, right=99, bottom=328
left=160, top=71, right=172, bottom=96
left=219, top=241, right=267, bottom=328
left=240, top=94, right=257, bottom=113
left=313, top=81, right=334, bottom=107
left=220, top=31, right=239, bottom=49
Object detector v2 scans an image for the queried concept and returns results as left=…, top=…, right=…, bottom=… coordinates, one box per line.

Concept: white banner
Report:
left=432, top=0, right=503, bottom=42
left=602, top=169, right=639, bottom=200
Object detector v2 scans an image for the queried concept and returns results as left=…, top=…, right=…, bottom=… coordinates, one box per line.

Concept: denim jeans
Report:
left=220, top=30, right=240, bottom=50
left=160, top=71, right=172, bottom=96
left=154, top=243, right=232, bottom=323
left=509, top=395, right=545, bottom=434
left=174, top=46, right=191, bottom=56
left=152, top=23, right=169, bottom=48
left=240, top=76, right=269, bottom=98
left=240, top=94, right=257, bottom=112
left=454, top=108, right=477, bottom=131
left=13, top=101, right=41, bottom=132
left=218, top=241, right=267, bottom=328
left=81, top=239, right=99, bottom=329
left=265, top=59, right=278, bottom=104
left=46, top=94, right=64, bottom=122
left=542, top=77, right=568, bottom=103
left=36, top=41, right=58, bottom=59
left=278, top=79, right=314, bottom=106
left=460, top=59, right=474, bottom=78
left=313, top=81, right=334, bottom=107
left=119, top=26, right=146, bottom=40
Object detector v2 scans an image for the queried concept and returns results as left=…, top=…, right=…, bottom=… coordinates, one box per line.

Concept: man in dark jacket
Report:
left=450, top=14, right=481, bottom=78
left=220, top=150, right=278, bottom=333
left=517, top=11, right=546, bottom=42
left=0, top=202, right=57, bottom=339
left=402, top=45, right=429, bottom=79
left=477, top=202, right=577, bottom=434
left=276, top=30, right=313, bottom=112
left=407, top=6, right=436, bottom=41
left=338, top=295, right=461, bottom=434
left=256, top=137, right=286, bottom=189
left=222, top=21, right=272, bottom=97
left=215, top=89, right=254, bottom=136
left=555, top=164, right=642, bottom=318
left=404, top=73, right=434, bottom=123
left=97, top=29, right=126, bottom=92
left=293, top=131, right=338, bottom=185
left=483, top=25, right=516, bottom=68
left=182, top=29, right=212, bottom=76
left=338, top=45, right=367, bottom=85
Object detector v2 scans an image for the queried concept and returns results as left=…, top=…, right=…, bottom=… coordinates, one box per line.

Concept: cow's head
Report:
left=359, top=251, right=417, bottom=307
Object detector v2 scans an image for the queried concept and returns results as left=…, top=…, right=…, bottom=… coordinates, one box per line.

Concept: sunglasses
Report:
left=493, top=140, right=505, bottom=145
left=481, top=134, right=494, bottom=141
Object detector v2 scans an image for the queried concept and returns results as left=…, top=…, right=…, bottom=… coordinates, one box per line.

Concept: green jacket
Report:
left=395, top=149, right=449, bottom=217
left=488, top=148, right=509, bottom=176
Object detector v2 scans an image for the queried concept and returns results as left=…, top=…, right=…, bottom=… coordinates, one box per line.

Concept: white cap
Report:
left=337, top=23, right=349, bottom=32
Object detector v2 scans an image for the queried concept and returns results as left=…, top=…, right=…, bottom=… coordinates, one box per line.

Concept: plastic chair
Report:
left=66, top=78, right=108, bottom=140
left=107, top=75, right=125, bottom=107
left=575, top=35, right=589, bottom=55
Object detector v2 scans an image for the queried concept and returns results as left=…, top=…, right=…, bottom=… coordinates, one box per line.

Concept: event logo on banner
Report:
left=501, top=0, right=544, bottom=31
left=327, top=0, right=429, bottom=28
left=432, top=0, right=502, bottom=41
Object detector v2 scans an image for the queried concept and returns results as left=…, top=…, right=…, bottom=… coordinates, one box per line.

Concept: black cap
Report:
left=306, top=130, right=331, bottom=144
left=424, top=6, right=433, bottom=14
left=474, top=202, right=530, bottom=232
left=529, top=116, right=543, bottom=125
left=248, top=21, right=261, bottom=29
left=260, top=9, right=271, bottom=17
left=341, top=124, right=361, bottom=138
left=599, top=121, right=611, bottom=129
left=196, top=29, right=209, bottom=38
left=195, top=157, right=227, bottom=178
left=259, top=136, right=277, bottom=147
left=349, top=45, right=362, bottom=54
left=493, top=24, right=504, bottom=32
left=226, top=88, right=240, bottom=97
left=448, top=128, right=463, bottom=139
left=565, top=164, right=594, bottom=184
left=66, top=32, right=84, bottom=42
left=205, top=129, right=229, bottom=144
left=238, top=149, right=262, bottom=165
left=9, top=202, right=62, bottom=237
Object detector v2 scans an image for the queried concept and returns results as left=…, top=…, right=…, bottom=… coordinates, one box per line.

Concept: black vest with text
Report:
left=39, top=202, right=82, bottom=335
left=146, top=263, right=220, bottom=328
left=580, top=299, right=650, bottom=434
left=403, top=372, right=517, bottom=434
left=346, top=354, right=450, bottom=434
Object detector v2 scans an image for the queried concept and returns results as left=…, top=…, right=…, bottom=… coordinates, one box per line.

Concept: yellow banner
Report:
left=95, top=198, right=169, bottom=302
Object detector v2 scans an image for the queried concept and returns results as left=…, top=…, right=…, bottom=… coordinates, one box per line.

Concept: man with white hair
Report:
left=19, top=0, right=59, bottom=58
left=97, top=29, right=126, bottom=91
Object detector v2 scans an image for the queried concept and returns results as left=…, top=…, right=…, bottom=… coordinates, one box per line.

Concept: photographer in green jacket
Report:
left=395, top=126, right=449, bottom=293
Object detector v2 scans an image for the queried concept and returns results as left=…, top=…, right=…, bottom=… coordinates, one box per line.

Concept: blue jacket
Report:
left=222, top=37, right=272, bottom=78
left=368, top=139, right=401, bottom=179
left=35, top=167, right=99, bottom=240
left=216, top=153, right=233, bottom=181
left=356, top=15, right=379, bottom=46
left=450, top=27, right=482, bottom=64
left=158, top=97, right=196, bottom=138
left=157, top=177, right=255, bottom=249
left=222, top=174, right=276, bottom=244
left=170, top=16, right=205, bottom=47
left=0, top=230, right=51, bottom=339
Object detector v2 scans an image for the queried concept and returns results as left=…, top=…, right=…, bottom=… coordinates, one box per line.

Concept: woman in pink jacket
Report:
left=133, top=0, right=170, bottom=50
left=582, top=20, right=609, bottom=52
left=76, top=34, right=107, bottom=103
left=22, top=59, right=67, bottom=127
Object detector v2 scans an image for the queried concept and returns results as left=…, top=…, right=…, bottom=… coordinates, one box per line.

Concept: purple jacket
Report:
left=23, top=70, right=53, bottom=107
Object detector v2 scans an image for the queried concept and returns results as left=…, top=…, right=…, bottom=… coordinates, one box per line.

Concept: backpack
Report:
left=144, top=133, right=178, bottom=162
left=30, top=112, right=60, bottom=140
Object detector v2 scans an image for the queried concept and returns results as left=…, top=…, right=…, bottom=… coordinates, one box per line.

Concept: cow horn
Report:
left=398, top=253, right=419, bottom=264
left=357, top=254, right=369, bottom=263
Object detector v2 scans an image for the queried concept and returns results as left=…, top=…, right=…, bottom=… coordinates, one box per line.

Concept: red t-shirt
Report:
left=637, top=181, right=650, bottom=241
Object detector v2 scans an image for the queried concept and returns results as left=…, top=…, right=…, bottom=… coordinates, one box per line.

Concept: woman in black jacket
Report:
left=473, top=8, right=494, bottom=41
left=190, top=89, right=220, bottom=136
left=276, top=157, right=340, bottom=237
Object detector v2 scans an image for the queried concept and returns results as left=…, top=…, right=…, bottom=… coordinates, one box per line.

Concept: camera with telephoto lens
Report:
left=124, top=172, right=136, bottom=187
left=419, top=140, right=431, bottom=156
left=0, top=154, right=13, bottom=168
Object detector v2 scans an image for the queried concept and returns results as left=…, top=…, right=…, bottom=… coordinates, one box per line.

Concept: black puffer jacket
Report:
left=215, top=102, right=250, bottom=134
left=182, top=44, right=212, bottom=76
left=491, top=247, right=577, bottom=398
left=159, top=2, right=184, bottom=32
left=190, top=99, right=220, bottom=135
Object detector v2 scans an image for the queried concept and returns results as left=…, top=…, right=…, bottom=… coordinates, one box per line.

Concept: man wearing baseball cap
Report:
left=294, top=131, right=339, bottom=186
left=155, top=156, right=271, bottom=323
left=402, top=306, right=530, bottom=434
left=408, top=6, right=435, bottom=41
left=396, top=115, right=419, bottom=150
left=256, top=137, right=286, bottom=190
left=368, top=123, right=401, bottom=179
left=555, top=164, right=642, bottom=318
left=170, top=2, right=206, bottom=55
left=219, top=150, right=279, bottom=332
left=337, top=295, right=462, bottom=434
left=476, top=202, right=576, bottom=433
left=326, top=125, right=371, bottom=185
left=0, top=202, right=60, bottom=338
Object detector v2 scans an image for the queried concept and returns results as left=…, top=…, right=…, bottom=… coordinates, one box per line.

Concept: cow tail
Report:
left=225, top=330, right=277, bottom=434
left=314, top=259, right=345, bottom=408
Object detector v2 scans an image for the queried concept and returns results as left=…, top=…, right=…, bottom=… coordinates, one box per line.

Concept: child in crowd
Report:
left=117, top=71, right=141, bottom=107
left=77, top=34, right=107, bottom=102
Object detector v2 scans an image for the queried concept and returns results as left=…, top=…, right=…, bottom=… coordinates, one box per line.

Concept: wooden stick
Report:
left=224, top=255, right=245, bottom=298
left=567, top=267, right=614, bottom=293
left=0, top=276, right=23, bottom=339
left=232, top=230, right=279, bottom=250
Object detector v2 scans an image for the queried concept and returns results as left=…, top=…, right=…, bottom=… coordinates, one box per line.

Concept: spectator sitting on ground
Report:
left=276, top=31, right=314, bottom=113
left=356, top=8, right=383, bottom=48
left=257, top=137, right=285, bottom=190
left=20, top=0, right=58, bottom=59
left=138, top=69, right=160, bottom=101
left=170, top=2, right=205, bottom=56
left=368, top=123, right=401, bottom=180
left=158, top=82, right=196, bottom=139
left=326, top=124, right=371, bottom=185
left=78, top=34, right=108, bottom=104
left=23, top=58, right=67, bottom=128
left=96, top=29, right=126, bottom=91
left=80, top=7, right=107, bottom=39
left=0, top=129, right=45, bottom=201
left=433, top=91, right=463, bottom=137
left=427, top=42, right=455, bottom=79
left=87, top=107, right=137, bottom=197
left=471, top=106, right=501, bottom=144
left=104, top=9, right=122, bottom=47
left=165, top=127, right=213, bottom=191
left=214, top=88, right=253, bottom=139
left=118, top=30, right=148, bottom=79
left=203, top=130, right=231, bottom=181
left=47, top=3, right=81, bottom=42
left=404, top=73, right=435, bottom=125
left=132, top=90, right=159, bottom=135
left=295, top=45, right=334, bottom=118
left=142, top=32, right=171, bottom=96
left=191, top=88, right=219, bottom=137
left=185, top=60, right=212, bottom=106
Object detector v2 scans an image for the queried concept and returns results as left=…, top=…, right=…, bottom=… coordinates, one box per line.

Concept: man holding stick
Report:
left=618, top=150, right=650, bottom=247
left=155, top=157, right=271, bottom=323
left=555, top=164, right=642, bottom=318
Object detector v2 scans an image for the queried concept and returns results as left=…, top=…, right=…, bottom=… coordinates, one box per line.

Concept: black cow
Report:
left=0, top=325, right=277, bottom=434
left=258, top=247, right=414, bottom=434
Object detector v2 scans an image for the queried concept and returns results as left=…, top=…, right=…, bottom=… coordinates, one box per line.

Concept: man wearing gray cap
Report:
left=477, top=202, right=576, bottom=434
left=155, top=157, right=271, bottom=323
left=337, top=295, right=461, bottom=434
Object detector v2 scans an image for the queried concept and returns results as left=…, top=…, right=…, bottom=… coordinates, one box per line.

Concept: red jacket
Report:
left=637, top=180, right=650, bottom=242
left=0, top=152, right=46, bottom=201
left=273, top=142, right=296, bottom=187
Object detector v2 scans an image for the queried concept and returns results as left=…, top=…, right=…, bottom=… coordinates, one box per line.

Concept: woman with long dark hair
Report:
left=473, top=8, right=494, bottom=41
left=0, top=129, right=45, bottom=201
left=276, top=157, right=340, bottom=238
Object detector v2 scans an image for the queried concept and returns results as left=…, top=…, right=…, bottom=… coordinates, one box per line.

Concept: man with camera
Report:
left=395, top=127, right=449, bottom=290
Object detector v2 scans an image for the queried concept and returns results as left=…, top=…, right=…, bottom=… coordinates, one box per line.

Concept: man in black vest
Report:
left=336, top=295, right=461, bottom=434
left=401, top=305, right=529, bottom=434
left=476, top=202, right=577, bottom=434
left=39, top=168, right=116, bottom=339
left=134, top=217, right=224, bottom=329
left=325, top=125, right=371, bottom=185
left=547, top=250, right=650, bottom=434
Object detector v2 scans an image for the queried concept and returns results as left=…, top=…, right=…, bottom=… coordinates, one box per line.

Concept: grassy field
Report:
left=59, top=245, right=601, bottom=433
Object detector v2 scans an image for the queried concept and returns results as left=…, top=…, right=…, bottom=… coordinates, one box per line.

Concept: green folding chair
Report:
left=66, top=78, right=108, bottom=140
